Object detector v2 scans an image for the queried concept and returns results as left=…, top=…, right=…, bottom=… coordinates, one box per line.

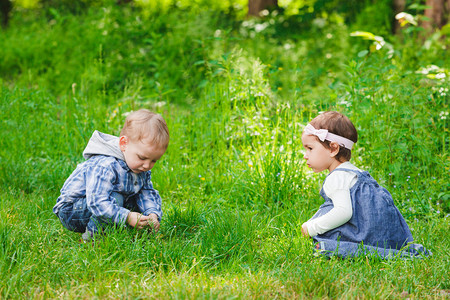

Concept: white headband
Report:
left=304, top=124, right=354, bottom=150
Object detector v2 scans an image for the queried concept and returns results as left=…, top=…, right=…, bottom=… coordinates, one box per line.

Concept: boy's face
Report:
left=119, top=136, right=166, bottom=174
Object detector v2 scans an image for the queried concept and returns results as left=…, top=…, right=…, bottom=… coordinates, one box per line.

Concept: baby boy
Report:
left=53, top=109, right=169, bottom=241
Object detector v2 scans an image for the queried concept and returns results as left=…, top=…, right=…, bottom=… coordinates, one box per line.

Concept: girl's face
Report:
left=301, top=133, right=341, bottom=173
left=119, top=136, right=166, bottom=174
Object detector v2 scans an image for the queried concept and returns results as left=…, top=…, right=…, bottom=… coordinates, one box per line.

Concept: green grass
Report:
left=1, top=2, right=449, bottom=298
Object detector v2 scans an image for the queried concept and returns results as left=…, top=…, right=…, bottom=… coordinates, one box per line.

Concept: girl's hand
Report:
left=301, top=223, right=310, bottom=238
left=126, top=212, right=151, bottom=230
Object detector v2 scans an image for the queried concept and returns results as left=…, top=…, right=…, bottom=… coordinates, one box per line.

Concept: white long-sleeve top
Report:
left=305, top=162, right=361, bottom=237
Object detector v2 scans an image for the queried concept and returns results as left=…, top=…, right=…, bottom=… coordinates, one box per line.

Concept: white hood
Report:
left=82, top=130, right=124, bottom=161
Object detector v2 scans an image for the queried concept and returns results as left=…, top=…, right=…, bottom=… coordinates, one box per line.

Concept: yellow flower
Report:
left=201, top=177, right=206, bottom=181
left=277, top=87, right=282, bottom=91
left=278, top=67, right=283, bottom=71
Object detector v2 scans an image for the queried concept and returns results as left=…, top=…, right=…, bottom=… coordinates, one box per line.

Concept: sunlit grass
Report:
left=0, top=2, right=449, bottom=298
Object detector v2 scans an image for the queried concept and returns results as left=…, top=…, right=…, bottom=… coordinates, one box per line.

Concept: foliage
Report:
left=351, top=0, right=393, bottom=36
left=0, top=1, right=449, bottom=298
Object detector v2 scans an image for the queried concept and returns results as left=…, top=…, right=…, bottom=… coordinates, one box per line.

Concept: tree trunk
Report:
left=248, top=0, right=278, bottom=17
left=393, top=0, right=406, bottom=34
left=423, top=0, right=445, bottom=30
left=0, top=0, right=12, bottom=28
left=446, top=0, right=450, bottom=25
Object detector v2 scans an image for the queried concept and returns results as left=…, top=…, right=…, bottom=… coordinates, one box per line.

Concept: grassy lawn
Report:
left=0, top=2, right=449, bottom=298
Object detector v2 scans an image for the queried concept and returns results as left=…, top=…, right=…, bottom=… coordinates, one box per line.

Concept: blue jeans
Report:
left=56, top=192, right=138, bottom=235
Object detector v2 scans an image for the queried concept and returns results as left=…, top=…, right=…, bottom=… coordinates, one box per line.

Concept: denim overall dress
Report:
left=310, top=168, right=430, bottom=258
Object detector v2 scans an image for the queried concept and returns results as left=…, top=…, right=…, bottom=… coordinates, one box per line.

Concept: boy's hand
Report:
left=146, top=213, right=160, bottom=233
left=126, top=212, right=160, bottom=232
left=127, top=212, right=152, bottom=230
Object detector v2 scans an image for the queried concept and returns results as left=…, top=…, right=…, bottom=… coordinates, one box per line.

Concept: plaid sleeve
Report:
left=85, top=165, right=130, bottom=224
left=136, top=171, right=162, bottom=220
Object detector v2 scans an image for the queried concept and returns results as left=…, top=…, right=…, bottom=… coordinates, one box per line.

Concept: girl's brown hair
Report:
left=309, top=111, right=357, bottom=162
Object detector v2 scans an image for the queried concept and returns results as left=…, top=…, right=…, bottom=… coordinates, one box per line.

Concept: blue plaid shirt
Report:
left=53, top=155, right=162, bottom=224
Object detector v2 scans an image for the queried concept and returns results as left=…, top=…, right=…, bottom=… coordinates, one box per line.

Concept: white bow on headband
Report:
left=304, top=124, right=354, bottom=150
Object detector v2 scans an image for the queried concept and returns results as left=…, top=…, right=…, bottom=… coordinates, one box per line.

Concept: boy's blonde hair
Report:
left=120, top=109, right=169, bottom=149
left=310, top=111, right=357, bottom=162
